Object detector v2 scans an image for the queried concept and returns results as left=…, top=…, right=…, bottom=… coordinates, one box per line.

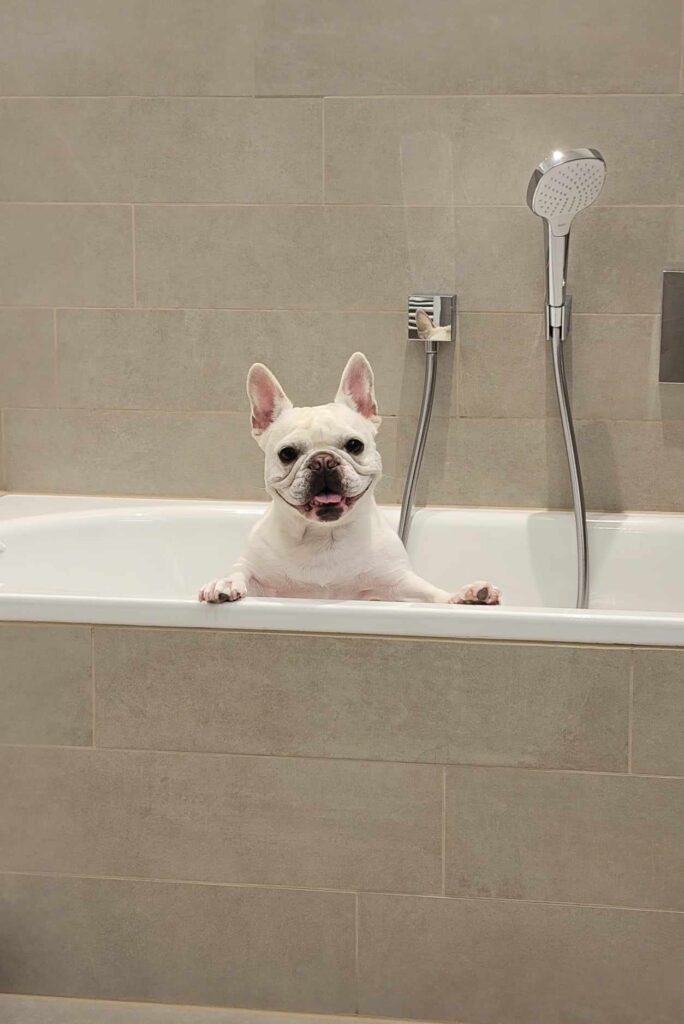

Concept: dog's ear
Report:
left=415, top=308, right=434, bottom=340
left=247, top=363, right=292, bottom=438
left=335, top=352, right=381, bottom=427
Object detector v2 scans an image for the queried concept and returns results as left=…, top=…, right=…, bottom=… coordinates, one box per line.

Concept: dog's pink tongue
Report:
left=312, top=493, right=343, bottom=506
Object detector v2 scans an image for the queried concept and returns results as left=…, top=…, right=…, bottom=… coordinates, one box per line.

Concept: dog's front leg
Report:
left=198, top=566, right=250, bottom=603
left=381, top=572, right=500, bottom=606
left=380, top=571, right=453, bottom=604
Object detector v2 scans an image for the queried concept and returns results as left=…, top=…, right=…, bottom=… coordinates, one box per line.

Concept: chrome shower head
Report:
left=527, top=148, right=606, bottom=236
left=527, top=148, right=606, bottom=335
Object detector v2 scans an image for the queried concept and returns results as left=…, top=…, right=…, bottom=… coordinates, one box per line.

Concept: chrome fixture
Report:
left=398, top=294, right=455, bottom=545
left=527, top=148, right=606, bottom=610
left=527, top=148, right=606, bottom=341
left=659, top=271, right=684, bottom=382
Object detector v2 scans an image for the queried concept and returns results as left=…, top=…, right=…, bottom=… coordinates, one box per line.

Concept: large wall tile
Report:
left=0, top=99, right=321, bottom=203
left=450, top=208, right=541, bottom=312
left=325, top=96, right=682, bottom=206
left=0, top=874, right=355, bottom=1012
left=94, top=629, right=629, bottom=771
left=571, top=207, right=680, bottom=314
left=457, top=314, right=662, bottom=421
left=55, top=309, right=426, bottom=416
left=0, top=624, right=92, bottom=746
left=135, top=205, right=456, bottom=310
left=415, top=417, right=684, bottom=513
left=576, top=420, right=684, bottom=512
left=0, top=747, right=442, bottom=893
left=0, top=205, right=132, bottom=307
left=445, top=767, right=684, bottom=910
left=0, top=309, right=55, bottom=407
left=257, top=0, right=680, bottom=96
left=1, top=409, right=261, bottom=498
left=632, top=649, right=684, bottom=776
left=568, top=316, right=662, bottom=420
left=357, top=893, right=684, bottom=1023
left=457, top=314, right=551, bottom=419
left=0, top=1, right=258, bottom=96
left=439, top=417, right=570, bottom=508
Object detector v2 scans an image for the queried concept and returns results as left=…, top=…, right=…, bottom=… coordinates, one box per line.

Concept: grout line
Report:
left=0, top=200, right=681, bottom=209
left=0, top=306, right=664, bottom=317
left=51, top=308, right=58, bottom=397
left=90, top=627, right=96, bottom=748
left=441, top=767, right=447, bottom=895
left=3, top=407, right=684, bottom=429
left=680, top=0, right=684, bottom=92
left=320, top=97, right=326, bottom=204
left=354, top=892, right=360, bottom=1013
left=1, top=740, right=681, bottom=779
left=0, top=92, right=681, bottom=99
left=628, top=649, right=635, bottom=772
left=1, top=868, right=682, bottom=915
left=131, top=205, right=137, bottom=307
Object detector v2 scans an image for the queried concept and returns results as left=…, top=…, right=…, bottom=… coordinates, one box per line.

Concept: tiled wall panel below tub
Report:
left=1, top=622, right=683, bottom=1021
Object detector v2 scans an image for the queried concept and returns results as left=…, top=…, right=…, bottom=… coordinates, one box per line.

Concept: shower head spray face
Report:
left=527, top=149, right=606, bottom=236
left=527, top=148, right=606, bottom=334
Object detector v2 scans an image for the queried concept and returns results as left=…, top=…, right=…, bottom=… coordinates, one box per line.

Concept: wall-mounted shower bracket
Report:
left=545, top=296, right=572, bottom=342
left=399, top=294, right=455, bottom=545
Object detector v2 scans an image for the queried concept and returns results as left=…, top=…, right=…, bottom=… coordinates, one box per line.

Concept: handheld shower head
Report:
left=527, top=148, right=606, bottom=334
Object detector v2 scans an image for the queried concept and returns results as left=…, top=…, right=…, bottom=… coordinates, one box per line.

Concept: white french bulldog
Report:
left=199, top=351, right=500, bottom=606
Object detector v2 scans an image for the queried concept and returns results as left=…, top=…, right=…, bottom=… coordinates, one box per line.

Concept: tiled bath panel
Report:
left=2, top=622, right=683, bottom=1022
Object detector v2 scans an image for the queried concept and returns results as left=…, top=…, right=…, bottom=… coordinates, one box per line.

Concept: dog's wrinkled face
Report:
left=247, top=353, right=382, bottom=524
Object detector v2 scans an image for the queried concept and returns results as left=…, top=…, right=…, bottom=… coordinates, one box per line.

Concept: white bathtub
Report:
left=1, top=493, right=683, bottom=646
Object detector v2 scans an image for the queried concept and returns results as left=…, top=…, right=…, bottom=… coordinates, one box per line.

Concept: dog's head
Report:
left=247, top=352, right=382, bottom=524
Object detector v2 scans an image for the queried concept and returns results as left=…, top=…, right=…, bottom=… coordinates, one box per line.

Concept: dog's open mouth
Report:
left=303, top=490, right=354, bottom=521
left=279, top=485, right=370, bottom=522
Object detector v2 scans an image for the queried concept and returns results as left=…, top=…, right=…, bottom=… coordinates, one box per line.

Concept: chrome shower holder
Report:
left=546, top=295, right=572, bottom=342
left=398, top=293, right=455, bottom=546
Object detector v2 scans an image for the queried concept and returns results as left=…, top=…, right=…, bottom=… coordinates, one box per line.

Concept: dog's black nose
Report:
left=309, top=453, right=340, bottom=473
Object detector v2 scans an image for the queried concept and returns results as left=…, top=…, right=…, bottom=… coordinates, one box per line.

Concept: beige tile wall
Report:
left=0, top=0, right=683, bottom=509
left=1, top=623, right=683, bottom=1021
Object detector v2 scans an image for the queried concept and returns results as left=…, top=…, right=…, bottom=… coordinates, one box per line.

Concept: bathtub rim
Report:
left=2, top=492, right=684, bottom=647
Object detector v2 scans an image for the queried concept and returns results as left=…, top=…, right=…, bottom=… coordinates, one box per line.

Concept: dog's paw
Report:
left=449, top=581, right=501, bottom=606
left=198, top=576, right=247, bottom=604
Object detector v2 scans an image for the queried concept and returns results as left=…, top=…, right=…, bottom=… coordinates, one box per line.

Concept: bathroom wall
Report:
left=1, top=0, right=684, bottom=511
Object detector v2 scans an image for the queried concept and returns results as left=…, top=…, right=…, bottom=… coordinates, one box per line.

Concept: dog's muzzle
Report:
left=303, top=452, right=346, bottom=520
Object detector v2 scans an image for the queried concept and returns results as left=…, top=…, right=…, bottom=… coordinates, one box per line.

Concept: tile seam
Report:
left=1, top=869, right=681, bottom=915
left=0, top=742, right=680, bottom=778
left=628, top=648, right=635, bottom=772
left=0, top=201, right=680, bottom=209
left=131, top=205, right=137, bottom=307
left=441, top=767, right=447, bottom=896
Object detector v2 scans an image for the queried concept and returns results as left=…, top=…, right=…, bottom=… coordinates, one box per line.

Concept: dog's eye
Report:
left=344, top=438, right=364, bottom=455
left=278, top=446, right=298, bottom=464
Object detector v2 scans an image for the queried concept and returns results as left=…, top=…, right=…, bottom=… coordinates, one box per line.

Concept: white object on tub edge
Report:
left=0, top=493, right=683, bottom=647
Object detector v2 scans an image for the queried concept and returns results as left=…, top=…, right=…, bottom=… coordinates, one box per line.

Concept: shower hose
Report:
left=398, top=340, right=438, bottom=546
left=551, top=326, right=589, bottom=610
left=399, top=330, right=589, bottom=610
